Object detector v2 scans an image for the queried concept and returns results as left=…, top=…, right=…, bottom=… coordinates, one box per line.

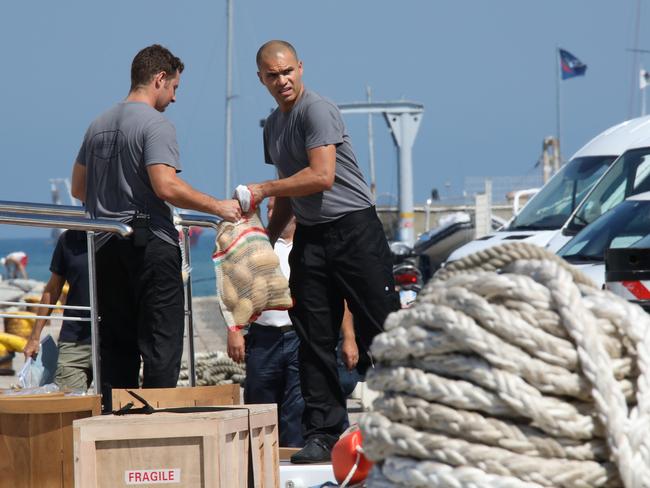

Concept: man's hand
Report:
left=247, top=183, right=266, bottom=210
left=227, top=328, right=246, bottom=363
left=341, top=336, right=359, bottom=371
left=216, top=199, right=242, bottom=223
left=23, top=335, right=40, bottom=359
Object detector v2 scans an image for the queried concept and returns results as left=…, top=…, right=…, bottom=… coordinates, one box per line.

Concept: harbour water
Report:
left=0, top=232, right=219, bottom=297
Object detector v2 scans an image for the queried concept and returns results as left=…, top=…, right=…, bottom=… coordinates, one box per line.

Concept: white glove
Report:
left=233, top=185, right=254, bottom=213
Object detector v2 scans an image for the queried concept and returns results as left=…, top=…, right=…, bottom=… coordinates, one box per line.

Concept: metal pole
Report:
left=641, top=84, right=645, bottom=117
left=224, top=0, right=234, bottom=198
left=182, top=227, right=197, bottom=386
left=86, top=231, right=101, bottom=396
left=398, top=118, right=414, bottom=244
left=366, top=86, right=376, bottom=200
left=555, top=47, right=562, bottom=160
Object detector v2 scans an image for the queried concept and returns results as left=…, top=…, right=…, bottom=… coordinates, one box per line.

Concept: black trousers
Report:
left=96, top=231, right=185, bottom=410
left=288, top=206, right=400, bottom=444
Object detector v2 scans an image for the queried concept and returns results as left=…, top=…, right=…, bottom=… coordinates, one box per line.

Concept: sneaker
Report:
left=290, top=437, right=332, bottom=464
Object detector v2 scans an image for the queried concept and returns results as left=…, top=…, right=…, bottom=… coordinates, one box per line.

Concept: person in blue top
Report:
left=24, top=230, right=92, bottom=390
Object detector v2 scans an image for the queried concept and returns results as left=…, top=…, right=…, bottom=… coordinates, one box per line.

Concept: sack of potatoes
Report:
left=213, top=214, right=293, bottom=328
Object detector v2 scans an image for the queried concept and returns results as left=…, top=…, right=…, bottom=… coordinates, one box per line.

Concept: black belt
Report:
left=250, top=323, right=294, bottom=334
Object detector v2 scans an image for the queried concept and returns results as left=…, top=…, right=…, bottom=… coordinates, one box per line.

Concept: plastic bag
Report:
left=17, top=334, right=58, bottom=388
left=18, top=358, right=45, bottom=389
left=213, top=214, right=293, bottom=329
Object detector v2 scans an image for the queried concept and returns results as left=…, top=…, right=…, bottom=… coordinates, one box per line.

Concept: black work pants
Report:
left=96, top=231, right=184, bottom=410
left=288, top=206, right=400, bottom=444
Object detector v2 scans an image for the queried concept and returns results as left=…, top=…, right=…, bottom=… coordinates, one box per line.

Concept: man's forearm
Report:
left=161, top=177, right=224, bottom=214
left=257, top=166, right=333, bottom=200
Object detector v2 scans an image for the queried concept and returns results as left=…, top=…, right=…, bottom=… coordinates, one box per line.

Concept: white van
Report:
left=446, top=116, right=650, bottom=262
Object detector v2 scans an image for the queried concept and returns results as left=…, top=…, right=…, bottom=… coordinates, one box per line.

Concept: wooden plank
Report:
left=0, top=414, right=31, bottom=488
left=279, top=447, right=300, bottom=461
left=30, top=413, right=64, bottom=488
left=110, top=385, right=240, bottom=410
left=0, top=394, right=100, bottom=414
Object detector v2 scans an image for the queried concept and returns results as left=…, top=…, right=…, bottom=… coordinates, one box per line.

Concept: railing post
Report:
left=182, top=227, right=197, bottom=386
left=86, top=230, right=101, bottom=396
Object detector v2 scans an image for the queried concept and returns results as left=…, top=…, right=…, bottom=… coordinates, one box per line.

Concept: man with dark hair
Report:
left=71, top=44, right=241, bottom=410
left=236, top=40, right=400, bottom=463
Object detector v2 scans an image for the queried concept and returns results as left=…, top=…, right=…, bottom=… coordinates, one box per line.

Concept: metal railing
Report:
left=174, top=213, right=221, bottom=386
left=0, top=204, right=132, bottom=396
left=0, top=201, right=223, bottom=392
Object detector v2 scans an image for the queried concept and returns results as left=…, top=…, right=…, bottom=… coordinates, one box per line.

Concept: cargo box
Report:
left=73, top=404, right=278, bottom=488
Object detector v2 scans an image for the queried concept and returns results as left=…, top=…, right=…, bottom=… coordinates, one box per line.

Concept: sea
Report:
left=0, top=231, right=220, bottom=297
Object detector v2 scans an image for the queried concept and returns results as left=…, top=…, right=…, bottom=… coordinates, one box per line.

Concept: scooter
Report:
left=389, top=241, right=424, bottom=308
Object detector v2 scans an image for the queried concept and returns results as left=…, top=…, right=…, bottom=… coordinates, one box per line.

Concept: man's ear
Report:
left=257, top=71, right=263, bottom=85
left=154, top=71, right=166, bottom=88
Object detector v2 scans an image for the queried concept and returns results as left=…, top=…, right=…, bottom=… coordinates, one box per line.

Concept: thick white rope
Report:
left=361, top=242, right=650, bottom=487
left=177, top=351, right=246, bottom=386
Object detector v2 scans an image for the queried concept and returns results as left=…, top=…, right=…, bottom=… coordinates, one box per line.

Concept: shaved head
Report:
left=256, top=40, right=299, bottom=68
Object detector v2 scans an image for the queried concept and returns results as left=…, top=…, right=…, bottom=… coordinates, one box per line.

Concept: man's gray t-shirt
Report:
left=263, top=89, right=373, bottom=225
left=76, top=101, right=181, bottom=247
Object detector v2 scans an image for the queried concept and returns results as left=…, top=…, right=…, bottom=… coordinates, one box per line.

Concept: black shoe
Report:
left=290, top=437, right=332, bottom=464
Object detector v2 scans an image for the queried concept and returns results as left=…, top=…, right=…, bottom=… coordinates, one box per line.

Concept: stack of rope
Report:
left=177, top=351, right=245, bottom=386
left=360, top=242, right=650, bottom=487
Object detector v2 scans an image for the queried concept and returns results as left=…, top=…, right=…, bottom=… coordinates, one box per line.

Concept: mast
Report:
left=366, top=86, right=376, bottom=199
left=224, top=0, right=234, bottom=198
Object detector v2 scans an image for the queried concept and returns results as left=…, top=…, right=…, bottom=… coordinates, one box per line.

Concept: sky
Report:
left=0, top=0, right=645, bottom=237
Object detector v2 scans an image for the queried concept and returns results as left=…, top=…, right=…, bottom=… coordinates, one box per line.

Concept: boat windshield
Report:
left=558, top=200, right=650, bottom=262
left=565, top=147, right=650, bottom=235
left=508, top=156, right=615, bottom=231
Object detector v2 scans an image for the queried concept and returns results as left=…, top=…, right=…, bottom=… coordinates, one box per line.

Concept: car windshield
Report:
left=558, top=199, right=650, bottom=262
left=509, top=156, right=615, bottom=231
left=565, top=147, right=650, bottom=234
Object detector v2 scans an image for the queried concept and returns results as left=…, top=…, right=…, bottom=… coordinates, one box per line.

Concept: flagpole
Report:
left=555, top=47, right=562, bottom=160
left=642, top=67, right=647, bottom=116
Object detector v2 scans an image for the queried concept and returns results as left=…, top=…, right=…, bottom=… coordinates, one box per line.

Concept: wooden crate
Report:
left=0, top=394, right=101, bottom=488
left=73, top=404, right=279, bottom=488
left=111, top=384, right=240, bottom=410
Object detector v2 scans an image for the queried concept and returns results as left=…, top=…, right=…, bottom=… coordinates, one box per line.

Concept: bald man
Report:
left=237, top=40, right=400, bottom=463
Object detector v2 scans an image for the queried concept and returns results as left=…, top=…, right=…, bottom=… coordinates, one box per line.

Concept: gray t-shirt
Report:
left=76, top=101, right=181, bottom=247
left=263, top=89, right=373, bottom=225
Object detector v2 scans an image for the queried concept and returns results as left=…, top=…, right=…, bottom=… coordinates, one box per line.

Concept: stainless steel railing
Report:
left=0, top=201, right=223, bottom=392
left=0, top=206, right=132, bottom=396
left=174, top=213, right=221, bottom=386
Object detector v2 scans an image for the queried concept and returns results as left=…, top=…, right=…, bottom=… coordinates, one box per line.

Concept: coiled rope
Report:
left=177, top=351, right=245, bottom=386
left=360, top=242, right=650, bottom=487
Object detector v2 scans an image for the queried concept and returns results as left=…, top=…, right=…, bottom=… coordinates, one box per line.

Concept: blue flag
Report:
left=559, top=48, right=587, bottom=80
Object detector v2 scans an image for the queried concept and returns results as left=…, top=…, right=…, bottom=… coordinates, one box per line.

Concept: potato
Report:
left=221, top=275, right=239, bottom=310
left=232, top=298, right=254, bottom=325
left=249, top=250, right=280, bottom=271
left=251, top=277, right=269, bottom=312
left=217, top=225, right=237, bottom=250
left=227, top=263, right=253, bottom=291
left=266, top=274, right=293, bottom=309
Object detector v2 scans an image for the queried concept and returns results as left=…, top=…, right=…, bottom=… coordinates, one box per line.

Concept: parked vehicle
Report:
left=554, top=134, right=650, bottom=251
left=446, top=115, right=650, bottom=262
left=557, top=191, right=650, bottom=287
left=389, top=241, right=424, bottom=308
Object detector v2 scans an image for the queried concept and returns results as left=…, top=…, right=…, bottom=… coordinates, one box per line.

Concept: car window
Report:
left=567, top=147, right=650, bottom=233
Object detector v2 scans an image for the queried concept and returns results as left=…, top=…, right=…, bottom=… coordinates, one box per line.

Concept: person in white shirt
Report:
left=1, top=251, right=28, bottom=279
left=227, top=197, right=358, bottom=447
